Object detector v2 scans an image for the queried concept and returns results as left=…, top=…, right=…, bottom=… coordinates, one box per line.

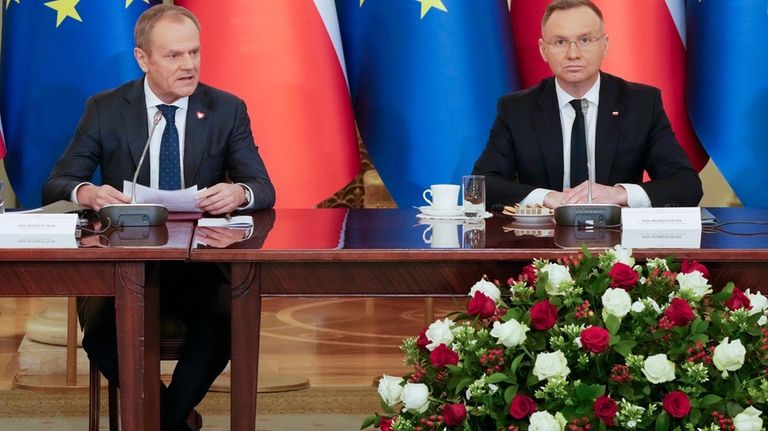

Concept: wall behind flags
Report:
left=0, top=1, right=742, bottom=209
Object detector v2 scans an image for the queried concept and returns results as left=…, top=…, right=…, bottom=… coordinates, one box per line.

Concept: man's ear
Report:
left=538, top=38, right=548, bottom=63
left=134, top=47, right=149, bottom=73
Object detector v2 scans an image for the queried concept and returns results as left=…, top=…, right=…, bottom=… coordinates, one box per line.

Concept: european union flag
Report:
left=687, top=1, right=768, bottom=207
left=0, top=0, right=157, bottom=208
left=336, top=0, right=518, bottom=207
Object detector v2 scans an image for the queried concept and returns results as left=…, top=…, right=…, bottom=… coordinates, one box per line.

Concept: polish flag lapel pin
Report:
left=196, top=111, right=205, bottom=120
left=611, top=111, right=619, bottom=117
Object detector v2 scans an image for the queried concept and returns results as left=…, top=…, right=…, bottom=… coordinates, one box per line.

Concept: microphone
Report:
left=99, top=110, right=169, bottom=227
left=554, top=99, right=621, bottom=227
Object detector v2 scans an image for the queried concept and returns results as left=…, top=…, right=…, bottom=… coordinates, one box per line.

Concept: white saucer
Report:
left=417, top=206, right=464, bottom=217
left=511, top=214, right=554, bottom=225
left=417, top=211, right=493, bottom=221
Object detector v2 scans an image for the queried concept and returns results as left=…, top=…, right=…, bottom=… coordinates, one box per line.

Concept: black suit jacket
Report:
left=472, top=72, right=702, bottom=208
left=42, top=78, right=275, bottom=208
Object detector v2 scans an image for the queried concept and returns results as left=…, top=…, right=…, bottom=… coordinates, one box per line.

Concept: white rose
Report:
left=745, top=289, right=768, bottom=316
left=490, top=319, right=529, bottom=348
left=713, top=337, right=746, bottom=372
left=400, top=382, right=430, bottom=413
left=377, top=375, right=403, bottom=406
left=610, top=245, right=634, bottom=266
left=759, top=315, right=767, bottom=326
left=469, top=278, right=501, bottom=302
left=676, top=272, right=712, bottom=300
left=541, top=263, right=572, bottom=296
left=533, top=350, right=570, bottom=381
left=734, top=406, right=763, bottom=431
left=642, top=353, right=676, bottom=384
left=602, top=288, right=632, bottom=320
left=425, top=318, right=455, bottom=351
left=529, top=411, right=565, bottom=431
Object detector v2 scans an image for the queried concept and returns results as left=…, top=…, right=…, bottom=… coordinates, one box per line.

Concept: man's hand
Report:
left=77, top=184, right=130, bottom=211
left=559, top=182, right=629, bottom=206
left=195, top=226, right=249, bottom=248
left=195, top=183, right=246, bottom=215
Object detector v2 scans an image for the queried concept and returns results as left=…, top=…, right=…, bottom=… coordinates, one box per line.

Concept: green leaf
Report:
left=604, top=314, right=621, bottom=335
left=360, top=415, right=377, bottom=430
left=574, top=382, right=605, bottom=401
left=699, top=394, right=722, bottom=407
left=510, top=353, right=525, bottom=373
left=656, top=411, right=671, bottom=431
left=613, top=340, right=637, bottom=357
left=379, top=399, right=395, bottom=415
left=446, top=364, right=463, bottom=373
left=486, top=373, right=510, bottom=384
left=504, top=385, right=518, bottom=404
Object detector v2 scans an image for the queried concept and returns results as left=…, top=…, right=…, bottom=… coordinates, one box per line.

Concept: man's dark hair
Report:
left=542, top=0, right=603, bottom=28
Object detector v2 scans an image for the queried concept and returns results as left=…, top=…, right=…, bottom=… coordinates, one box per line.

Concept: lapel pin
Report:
left=196, top=111, right=205, bottom=119
left=612, top=111, right=619, bottom=116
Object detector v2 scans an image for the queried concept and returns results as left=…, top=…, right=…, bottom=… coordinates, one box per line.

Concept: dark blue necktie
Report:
left=569, top=99, right=588, bottom=187
left=157, top=104, right=181, bottom=190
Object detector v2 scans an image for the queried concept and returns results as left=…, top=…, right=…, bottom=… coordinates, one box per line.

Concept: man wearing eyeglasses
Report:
left=473, top=0, right=702, bottom=209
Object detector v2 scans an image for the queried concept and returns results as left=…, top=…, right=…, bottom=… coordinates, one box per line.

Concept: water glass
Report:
left=0, top=180, right=5, bottom=214
left=462, top=220, right=486, bottom=249
left=462, top=175, right=485, bottom=218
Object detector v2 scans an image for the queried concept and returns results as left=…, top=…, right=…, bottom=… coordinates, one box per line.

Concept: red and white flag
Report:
left=0, top=114, right=6, bottom=159
left=178, top=0, right=361, bottom=208
left=509, top=0, right=707, bottom=171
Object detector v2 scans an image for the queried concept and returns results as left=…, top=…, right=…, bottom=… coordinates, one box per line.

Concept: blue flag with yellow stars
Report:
left=687, top=1, right=768, bottom=207
left=336, top=0, right=517, bottom=207
left=0, top=0, right=158, bottom=208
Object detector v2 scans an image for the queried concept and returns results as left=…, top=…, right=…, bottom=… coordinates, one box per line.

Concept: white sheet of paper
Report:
left=123, top=181, right=204, bottom=213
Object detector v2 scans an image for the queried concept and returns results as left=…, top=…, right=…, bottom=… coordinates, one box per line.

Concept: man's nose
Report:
left=565, top=41, right=581, bottom=59
left=180, top=54, right=195, bottom=69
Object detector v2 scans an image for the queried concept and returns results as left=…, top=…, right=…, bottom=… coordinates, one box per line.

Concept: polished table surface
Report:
left=190, top=207, right=768, bottom=430
left=0, top=221, right=195, bottom=431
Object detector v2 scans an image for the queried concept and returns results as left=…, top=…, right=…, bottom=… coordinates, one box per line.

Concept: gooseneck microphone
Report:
left=99, top=110, right=169, bottom=227
left=554, top=99, right=621, bottom=227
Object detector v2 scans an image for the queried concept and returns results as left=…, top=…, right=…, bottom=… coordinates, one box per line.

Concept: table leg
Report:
left=231, top=262, right=260, bottom=431
left=115, top=262, right=161, bottom=431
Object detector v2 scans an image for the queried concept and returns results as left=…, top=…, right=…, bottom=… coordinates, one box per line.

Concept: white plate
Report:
left=417, top=211, right=493, bottom=221
left=417, top=206, right=464, bottom=217
left=512, top=214, right=554, bottom=225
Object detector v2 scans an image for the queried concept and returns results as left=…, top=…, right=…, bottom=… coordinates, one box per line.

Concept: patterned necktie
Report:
left=569, top=99, right=588, bottom=187
left=157, top=104, right=181, bottom=190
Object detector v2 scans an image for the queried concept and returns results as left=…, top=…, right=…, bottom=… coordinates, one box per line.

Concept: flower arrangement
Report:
left=363, top=246, right=768, bottom=431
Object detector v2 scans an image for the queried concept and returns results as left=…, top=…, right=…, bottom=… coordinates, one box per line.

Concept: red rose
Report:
left=530, top=300, right=558, bottom=331
left=580, top=326, right=610, bottom=353
left=608, top=262, right=638, bottom=289
left=681, top=260, right=710, bottom=279
left=509, top=394, right=537, bottom=419
left=725, top=287, right=752, bottom=311
left=443, top=403, right=467, bottom=426
left=664, top=298, right=695, bottom=327
left=520, top=264, right=538, bottom=283
left=594, top=395, right=618, bottom=426
left=429, top=344, right=459, bottom=368
left=380, top=416, right=395, bottom=431
left=662, top=391, right=691, bottom=419
left=467, top=291, right=497, bottom=319
left=416, top=327, right=429, bottom=352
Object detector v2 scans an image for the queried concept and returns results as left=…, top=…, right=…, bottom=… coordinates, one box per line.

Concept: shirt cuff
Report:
left=71, top=182, right=93, bottom=205
left=618, top=183, right=652, bottom=208
left=519, top=188, right=553, bottom=206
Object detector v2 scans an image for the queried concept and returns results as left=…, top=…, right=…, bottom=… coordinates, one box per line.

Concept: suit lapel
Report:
left=533, top=79, right=564, bottom=189
left=184, top=86, right=211, bottom=187
left=595, top=73, right=625, bottom=185
left=122, top=79, right=150, bottom=186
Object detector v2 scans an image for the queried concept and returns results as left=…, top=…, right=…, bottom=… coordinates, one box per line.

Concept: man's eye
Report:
left=580, top=37, right=591, bottom=44
left=555, top=40, right=568, bottom=47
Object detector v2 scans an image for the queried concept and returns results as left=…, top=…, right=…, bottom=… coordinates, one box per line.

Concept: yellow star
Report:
left=44, top=0, right=82, bottom=27
left=5, top=0, right=21, bottom=10
left=417, top=0, right=447, bottom=19
left=360, top=0, right=365, bottom=6
left=125, top=0, right=150, bottom=8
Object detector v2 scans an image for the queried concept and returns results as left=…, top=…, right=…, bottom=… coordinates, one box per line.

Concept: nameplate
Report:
left=621, top=208, right=701, bottom=248
left=0, top=214, right=78, bottom=248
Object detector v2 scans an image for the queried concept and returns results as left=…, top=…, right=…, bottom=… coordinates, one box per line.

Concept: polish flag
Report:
left=0, top=115, right=6, bottom=159
left=178, top=0, right=361, bottom=207
left=509, top=0, right=707, bottom=171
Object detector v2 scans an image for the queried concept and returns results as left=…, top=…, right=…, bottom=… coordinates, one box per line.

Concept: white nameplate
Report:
left=0, top=213, right=78, bottom=248
left=621, top=208, right=701, bottom=248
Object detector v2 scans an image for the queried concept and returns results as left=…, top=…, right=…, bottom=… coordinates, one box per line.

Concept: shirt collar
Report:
left=143, top=77, right=189, bottom=111
left=555, top=73, right=601, bottom=112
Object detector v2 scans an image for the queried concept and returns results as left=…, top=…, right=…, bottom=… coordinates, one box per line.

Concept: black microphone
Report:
left=99, top=110, right=169, bottom=227
left=554, top=99, right=621, bottom=227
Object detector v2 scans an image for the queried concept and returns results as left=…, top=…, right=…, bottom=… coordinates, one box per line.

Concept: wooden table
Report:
left=0, top=221, right=194, bottom=431
left=191, top=207, right=768, bottom=430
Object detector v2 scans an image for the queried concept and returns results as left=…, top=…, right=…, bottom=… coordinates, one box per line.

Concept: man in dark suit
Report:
left=42, top=5, right=274, bottom=431
left=473, top=0, right=702, bottom=209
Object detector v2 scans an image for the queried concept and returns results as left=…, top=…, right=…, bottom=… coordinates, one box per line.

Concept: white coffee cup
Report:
left=422, top=184, right=460, bottom=211
left=422, top=221, right=460, bottom=248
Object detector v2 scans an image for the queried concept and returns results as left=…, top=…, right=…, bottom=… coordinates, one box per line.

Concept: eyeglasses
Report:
left=544, top=35, right=605, bottom=51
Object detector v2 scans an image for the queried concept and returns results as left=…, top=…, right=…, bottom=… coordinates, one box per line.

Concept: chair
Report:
left=88, top=321, right=187, bottom=431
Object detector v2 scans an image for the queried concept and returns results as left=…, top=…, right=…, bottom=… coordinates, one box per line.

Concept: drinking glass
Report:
left=462, top=175, right=485, bottom=218
left=0, top=180, right=5, bottom=214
